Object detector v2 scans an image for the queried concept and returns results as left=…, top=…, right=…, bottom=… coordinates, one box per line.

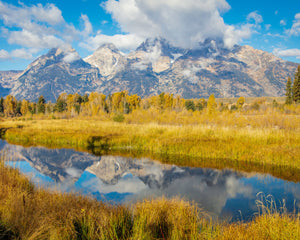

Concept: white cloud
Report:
left=280, top=20, right=287, bottom=26
left=99, top=0, right=260, bottom=50
left=0, top=2, right=64, bottom=32
left=287, top=13, right=300, bottom=36
left=0, top=1, right=67, bottom=49
left=80, top=33, right=144, bottom=52
left=0, top=48, right=36, bottom=60
left=31, top=3, right=64, bottom=25
left=0, top=1, right=92, bottom=59
left=247, top=11, right=263, bottom=25
left=223, top=24, right=253, bottom=48
left=80, top=14, right=93, bottom=37
left=11, top=48, right=33, bottom=59
left=63, top=51, right=81, bottom=63
left=265, top=24, right=271, bottom=30
left=273, top=48, right=300, bottom=59
left=0, top=49, right=10, bottom=59
left=131, top=43, right=163, bottom=70
left=8, top=29, right=65, bottom=49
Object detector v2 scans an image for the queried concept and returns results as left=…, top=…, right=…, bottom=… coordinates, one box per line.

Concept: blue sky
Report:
left=0, top=0, right=299, bottom=70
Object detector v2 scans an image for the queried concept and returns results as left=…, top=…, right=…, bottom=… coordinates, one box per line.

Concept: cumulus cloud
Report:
left=96, top=0, right=261, bottom=50
left=280, top=19, right=287, bottom=26
left=103, top=0, right=230, bottom=49
left=131, top=44, right=163, bottom=70
left=63, top=51, right=81, bottom=63
left=0, top=2, right=63, bottom=27
left=0, top=1, right=67, bottom=50
left=11, top=48, right=34, bottom=59
left=247, top=11, right=263, bottom=25
left=287, top=13, right=300, bottom=36
left=273, top=48, right=300, bottom=59
left=223, top=24, right=253, bottom=48
left=0, top=49, right=10, bottom=59
left=8, top=29, right=65, bottom=49
left=80, top=33, right=144, bottom=52
left=0, top=1, right=92, bottom=59
left=30, top=3, right=64, bottom=25
left=0, top=48, right=36, bottom=60
left=265, top=24, right=271, bottom=30
left=80, top=14, right=93, bottom=37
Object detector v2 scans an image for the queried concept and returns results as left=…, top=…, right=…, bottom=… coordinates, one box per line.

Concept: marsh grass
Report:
left=1, top=157, right=300, bottom=239
left=0, top=157, right=207, bottom=239
left=218, top=193, right=300, bottom=240
left=1, top=118, right=300, bottom=181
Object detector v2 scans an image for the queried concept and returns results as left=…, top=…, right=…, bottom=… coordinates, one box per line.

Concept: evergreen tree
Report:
left=55, top=99, right=67, bottom=112
left=16, top=101, right=22, bottom=116
left=285, top=76, right=293, bottom=105
left=82, top=94, right=89, bottom=103
left=292, top=66, right=300, bottom=103
left=196, top=102, right=204, bottom=111
left=37, top=95, right=46, bottom=114
left=0, top=97, right=4, bottom=114
left=185, top=100, right=196, bottom=111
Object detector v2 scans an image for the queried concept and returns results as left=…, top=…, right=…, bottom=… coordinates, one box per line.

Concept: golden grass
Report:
left=1, top=157, right=300, bottom=239
left=1, top=115, right=300, bottom=181
left=218, top=214, right=300, bottom=240
left=0, top=158, right=204, bottom=239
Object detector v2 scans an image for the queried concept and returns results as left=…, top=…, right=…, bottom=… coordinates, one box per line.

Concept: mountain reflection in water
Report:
left=1, top=139, right=300, bottom=222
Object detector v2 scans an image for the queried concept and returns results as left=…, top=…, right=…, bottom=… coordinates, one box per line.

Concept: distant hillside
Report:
left=0, top=70, right=22, bottom=97
left=1, top=38, right=298, bottom=102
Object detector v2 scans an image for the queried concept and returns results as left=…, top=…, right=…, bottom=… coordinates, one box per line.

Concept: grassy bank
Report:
left=1, top=158, right=300, bottom=239
left=1, top=118, right=300, bottom=182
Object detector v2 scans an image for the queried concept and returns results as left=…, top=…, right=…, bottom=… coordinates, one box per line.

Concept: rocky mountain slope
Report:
left=2, top=38, right=298, bottom=101
left=9, top=48, right=100, bottom=102
left=0, top=70, right=22, bottom=97
left=85, top=38, right=297, bottom=99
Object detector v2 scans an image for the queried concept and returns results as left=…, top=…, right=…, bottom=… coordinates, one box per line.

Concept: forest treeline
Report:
left=0, top=65, right=299, bottom=119
left=0, top=91, right=298, bottom=119
left=0, top=91, right=278, bottom=119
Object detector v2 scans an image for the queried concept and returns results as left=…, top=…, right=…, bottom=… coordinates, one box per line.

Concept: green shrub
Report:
left=113, top=113, right=125, bottom=122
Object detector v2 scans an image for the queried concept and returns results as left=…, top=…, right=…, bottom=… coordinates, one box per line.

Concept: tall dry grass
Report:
left=0, top=157, right=206, bottom=239
left=1, top=157, right=300, bottom=239
left=1, top=116, right=300, bottom=182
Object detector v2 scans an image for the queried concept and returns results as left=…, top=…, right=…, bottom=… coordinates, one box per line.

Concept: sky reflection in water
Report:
left=1, top=139, right=300, bottom=222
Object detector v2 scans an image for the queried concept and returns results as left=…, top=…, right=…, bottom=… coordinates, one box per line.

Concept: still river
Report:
left=1, top=139, right=299, bottom=222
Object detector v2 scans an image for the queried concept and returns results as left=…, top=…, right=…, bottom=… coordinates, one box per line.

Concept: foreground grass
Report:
left=1, top=158, right=300, bottom=239
left=1, top=117, right=300, bottom=182
left=0, top=158, right=203, bottom=240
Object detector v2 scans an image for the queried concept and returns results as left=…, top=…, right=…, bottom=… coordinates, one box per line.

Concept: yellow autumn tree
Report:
left=20, top=99, right=29, bottom=116
left=207, top=94, right=217, bottom=115
left=88, top=92, right=106, bottom=116
left=237, top=96, right=245, bottom=109
left=126, top=94, right=141, bottom=111
left=164, top=93, right=174, bottom=111
left=111, top=91, right=128, bottom=113
left=172, top=95, right=184, bottom=112
left=3, top=95, right=17, bottom=117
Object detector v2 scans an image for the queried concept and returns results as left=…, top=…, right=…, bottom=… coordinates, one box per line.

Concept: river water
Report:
left=1, top=139, right=299, bottom=222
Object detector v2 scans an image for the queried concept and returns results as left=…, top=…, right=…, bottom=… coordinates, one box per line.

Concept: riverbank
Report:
left=1, top=118, right=300, bottom=182
left=0, top=157, right=299, bottom=239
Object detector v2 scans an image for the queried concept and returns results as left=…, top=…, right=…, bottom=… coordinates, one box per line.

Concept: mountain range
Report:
left=0, top=38, right=298, bottom=102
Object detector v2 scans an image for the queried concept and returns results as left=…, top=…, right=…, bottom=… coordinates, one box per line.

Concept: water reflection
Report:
left=1, top=140, right=299, bottom=221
